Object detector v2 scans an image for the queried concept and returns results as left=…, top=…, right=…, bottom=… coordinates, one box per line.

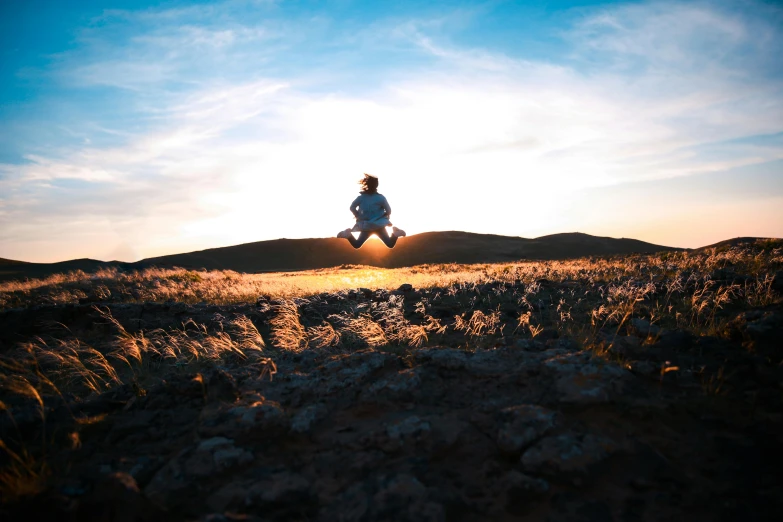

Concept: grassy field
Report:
left=0, top=238, right=779, bottom=401
left=1, top=238, right=780, bottom=308
left=0, top=238, right=781, bottom=503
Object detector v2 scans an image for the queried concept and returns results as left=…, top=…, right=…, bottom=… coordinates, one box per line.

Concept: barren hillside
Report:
left=0, top=232, right=678, bottom=282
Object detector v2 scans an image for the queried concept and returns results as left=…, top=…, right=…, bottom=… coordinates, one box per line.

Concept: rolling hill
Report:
left=141, top=231, right=678, bottom=272
left=0, top=258, right=131, bottom=282
left=692, top=237, right=774, bottom=251
left=0, top=231, right=680, bottom=282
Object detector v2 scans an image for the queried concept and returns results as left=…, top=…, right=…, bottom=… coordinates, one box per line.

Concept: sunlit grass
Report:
left=0, top=239, right=780, bottom=501
left=0, top=264, right=499, bottom=309
left=2, top=239, right=781, bottom=311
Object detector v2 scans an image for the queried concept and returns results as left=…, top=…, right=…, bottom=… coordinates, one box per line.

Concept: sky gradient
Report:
left=1, top=0, right=782, bottom=263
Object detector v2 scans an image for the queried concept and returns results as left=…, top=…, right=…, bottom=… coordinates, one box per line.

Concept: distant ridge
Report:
left=692, top=237, right=771, bottom=251
left=0, top=231, right=680, bottom=282
left=0, top=258, right=131, bottom=282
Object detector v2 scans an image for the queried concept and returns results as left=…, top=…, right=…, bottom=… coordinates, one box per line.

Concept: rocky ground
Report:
left=0, top=250, right=782, bottom=521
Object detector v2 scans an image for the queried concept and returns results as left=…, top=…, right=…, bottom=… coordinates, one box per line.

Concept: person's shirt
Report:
left=350, top=192, right=392, bottom=231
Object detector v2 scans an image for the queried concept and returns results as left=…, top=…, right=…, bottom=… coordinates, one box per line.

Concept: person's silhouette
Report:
left=336, top=174, right=406, bottom=249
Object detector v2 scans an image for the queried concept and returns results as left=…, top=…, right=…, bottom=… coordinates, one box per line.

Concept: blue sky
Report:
left=1, top=0, right=782, bottom=262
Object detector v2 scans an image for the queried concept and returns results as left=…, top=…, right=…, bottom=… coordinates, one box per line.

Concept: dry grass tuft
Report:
left=270, top=300, right=308, bottom=351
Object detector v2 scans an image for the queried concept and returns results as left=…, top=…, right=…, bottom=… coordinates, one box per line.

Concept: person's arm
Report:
left=350, top=196, right=361, bottom=218
left=381, top=195, right=392, bottom=217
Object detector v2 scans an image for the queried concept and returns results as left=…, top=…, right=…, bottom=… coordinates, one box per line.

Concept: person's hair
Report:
left=359, top=173, right=379, bottom=194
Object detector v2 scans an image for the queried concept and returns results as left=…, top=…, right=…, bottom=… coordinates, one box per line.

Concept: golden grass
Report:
left=1, top=239, right=780, bottom=310
left=0, top=304, right=278, bottom=500
left=0, top=239, right=780, bottom=501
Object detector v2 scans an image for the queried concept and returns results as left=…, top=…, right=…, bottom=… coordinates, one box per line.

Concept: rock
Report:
left=212, top=445, right=254, bottom=470
left=206, top=369, right=239, bottom=403
left=387, top=415, right=431, bottom=440
left=547, top=337, right=580, bottom=351
left=515, top=338, right=547, bottom=351
left=744, top=312, right=782, bottom=342
left=536, top=328, right=559, bottom=341
left=290, top=404, right=327, bottom=434
left=547, top=492, right=614, bottom=522
left=290, top=349, right=322, bottom=368
left=106, top=411, right=160, bottom=444
left=429, top=416, right=469, bottom=450
left=197, top=436, right=234, bottom=452
left=148, top=437, right=254, bottom=506
left=722, top=309, right=783, bottom=360
left=327, top=474, right=443, bottom=522
left=501, top=470, right=549, bottom=495
left=608, top=335, right=644, bottom=359
left=372, top=289, right=390, bottom=301
left=609, top=335, right=672, bottom=362
left=501, top=470, right=550, bottom=515
left=773, top=271, right=783, bottom=293
left=330, top=483, right=370, bottom=521
left=521, top=433, right=619, bottom=477
left=183, top=449, right=216, bottom=477
left=199, top=399, right=288, bottom=440
left=365, top=368, right=422, bottom=402
left=374, top=416, right=432, bottom=452
left=543, top=352, right=633, bottom=403
left=200, top=512, right=264, bottom=522
left=373, top=474, right=444, bottom=522
left=628, top=318, right=661, bottom=338
left=140, top=374, right=205, bottom=409
left=624, top=360, right=659, bottom=377
left=127, top=456, right=162, bottom=488
left=60, top=479, right=89, bottom=497
left=656, top=329, right=694, bottom=351
left=398, top=283, right=414, bottom=292
left=73, top=384, right=135, bottom=416
left=415, top=348, right=469, bottom=370
left=77, top=472, right=165, bottom=522
left=247, top=472, right=311, bottom=505
left=467, top=348, right=517, bottom=373
left=497, top=405, right=558, bottom=454
left=205, top=481, right=250, bottom=512
left=321, top=350, right=392, bottom=392
left=418, top=346, right=537, bottom=376
left=207, top=482, right=250, bottom=510
left=429, top=300, right=463, bottom=318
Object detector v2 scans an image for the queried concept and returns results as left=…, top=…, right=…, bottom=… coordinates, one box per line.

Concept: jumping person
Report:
left=337, top=174, right=406, bottom=249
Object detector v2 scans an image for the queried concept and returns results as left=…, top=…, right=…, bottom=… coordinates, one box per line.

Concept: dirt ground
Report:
left=0, top=284, right=781, bottom=521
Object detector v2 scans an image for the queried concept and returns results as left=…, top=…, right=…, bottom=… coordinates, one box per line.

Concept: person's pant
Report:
left=346, top=227, right=398, bottom=249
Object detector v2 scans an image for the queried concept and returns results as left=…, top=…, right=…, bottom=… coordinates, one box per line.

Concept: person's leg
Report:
left=347, top=230, right=372, bottom=249
left=374, top=227, right=398, bottom=248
